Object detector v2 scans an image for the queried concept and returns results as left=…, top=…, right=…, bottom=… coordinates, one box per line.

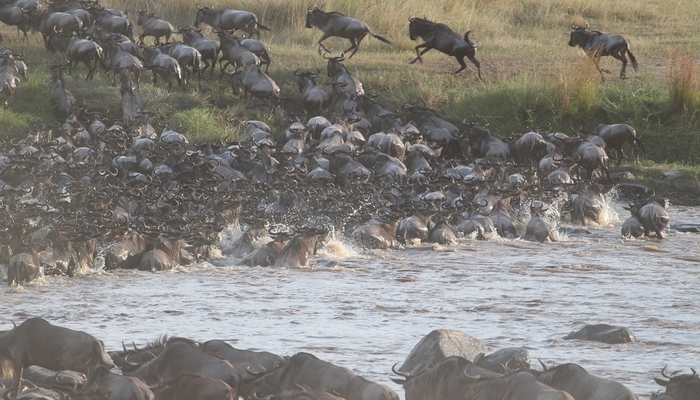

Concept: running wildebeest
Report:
left=568, top=23, right=638, bottom=80
left=306, top=6, right=391, bottom=58
left=194, top=6, right=270, bottom=39
left=407, top=16, right=481, bottom=77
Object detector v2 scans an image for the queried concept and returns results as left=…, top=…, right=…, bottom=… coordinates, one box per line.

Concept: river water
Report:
left=2, top=200, right=699, bottom=400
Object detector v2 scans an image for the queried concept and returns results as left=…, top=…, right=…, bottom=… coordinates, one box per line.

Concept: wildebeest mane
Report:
left=408, top=17, right=455, bottom=41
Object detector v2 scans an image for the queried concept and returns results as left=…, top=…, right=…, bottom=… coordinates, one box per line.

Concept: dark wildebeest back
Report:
left=0, top=317, right=115, bottom=397
left=391, top=356, right=500, bottom=400
left=126, top=338, right=240, bottom=399
left=407, top=17, right=480, bottom=77
left=463, top=371, right=575, bottom=400
left=533, top=363, right=638, bottom=400
left=154, top=374, right=235, bottom=400
left=568, top=23, right=638, bottom=79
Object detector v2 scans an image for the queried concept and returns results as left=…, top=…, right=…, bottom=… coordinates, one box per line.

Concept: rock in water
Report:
left=397, top=329, right=488, bottom=375
left=564, top=323, right=636, bottom=344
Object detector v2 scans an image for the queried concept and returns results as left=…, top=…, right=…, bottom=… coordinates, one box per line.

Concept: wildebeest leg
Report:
left=409, top=44, right=431, bottom=64
left=316, top=33, right=333, bottom=55
left=454, top=56, right=467, bottom=74
left=467, top=54, right=482, bottom=79
left=344, top=34, right=366, bottom=59
left=612, top=52, right=628, bottom=78
left=592, top=57, right=606, bottom=81
left=617, top=148, right=624, bottom=166
left=344, top=39, right=359, bottom=59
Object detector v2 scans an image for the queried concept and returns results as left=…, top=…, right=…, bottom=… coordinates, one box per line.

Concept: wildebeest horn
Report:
left=462, top=368, right=480, bottom=380
left=692, top=368, right=698, bottom=377
left=122, top=342, right=128, bottom=353
left=584, top=22, right=589, bottom=30
left=196, top=4, right=203, bottom=9
left=570, top=23, right=578, bottom=30
left=391, top=363, right=410, bottom=378
left=660, top=365, right=671, bottom=378
left=538, top=359, right=548, bottom=371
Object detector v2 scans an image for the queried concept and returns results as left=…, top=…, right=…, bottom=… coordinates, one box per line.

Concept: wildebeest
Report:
left=119, top=69, right=142, bottom=121
left=403, top=104, right=459, bottom=143
left=235, top=36, right=271, bottom=73
left=653, top=367, right=700, bottom=400
left=229, top=63, right=281, bottom=106
left=247, top=352, right=398, bottom=400
left=62, top=35, right=104, bottom=80
left=568, top=23, right=638, bottom=80
left=7, top=248, right=41, bottom=285
left=142, top=45, right=182, bottom=92
left=294, top=69, right=331, bottom=115
left=272, top=227, right=328, bottom=268
left=532, top=362, right=638, bottom=400
left=126, top=338, right=241, bottom=399
left=594, top=123, right=645, bottom=165
left=391, top=356, right=501, bottom=400
left=0, top=3, right=31, bottom=39
left=136, top=10, right=177, bottom=45
left=525, top=200, right=559, bottom=242
left=568, top=183, right=612, bottom=226
left=0, top=51, right=22, bottom=108
left=160, top=41, right=204, bottom=88
left=48, top=64, right=79, bottom=122
left=194, top=6, right=270, bottom=39
left=217, top=30, right=260, bottom=74
left=325, top=52, right=364, bottom=98
left=26, top=10, right=84, bottom=48
left=93, top=10, right=134, bottom=41
left=0, top=317, right=115, bottom=398
left=623, top=196, right=669, bottom=239
left=407, top=16, right=480, bottom=77
left=179, top=27, right=219, bottom=78
left=462, top=371, right=576, bottom=400
left=306, top=7, right=391, bottom=58
left=77, top=364, right=155, bottom=400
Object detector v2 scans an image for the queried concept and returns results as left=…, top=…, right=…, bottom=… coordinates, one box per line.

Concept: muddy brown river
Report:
left=2, top=200, right=699, bottom=399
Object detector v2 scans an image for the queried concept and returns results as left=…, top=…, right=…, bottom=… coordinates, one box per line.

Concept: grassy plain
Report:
left=1, top=0, right=700, bottom=171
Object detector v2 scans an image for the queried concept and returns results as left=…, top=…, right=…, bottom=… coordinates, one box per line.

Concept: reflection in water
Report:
left=3, top=203, right=700, bottom=399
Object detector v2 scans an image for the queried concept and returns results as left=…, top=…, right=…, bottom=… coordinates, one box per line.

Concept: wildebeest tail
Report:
left=464, top=31, right=476, bottom=47
left=370, top=32, right=392, bottom=44
left=95, top=340, right=117, bottom=369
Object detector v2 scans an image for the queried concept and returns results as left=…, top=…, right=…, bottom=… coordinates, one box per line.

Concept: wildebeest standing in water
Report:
left=407, top=16, right=481, bottom=78
left=568, top=23, right=638, bottom=80
left=0, top=317, right=115, bottom=398
left=306, top=7, right=391, bottom=58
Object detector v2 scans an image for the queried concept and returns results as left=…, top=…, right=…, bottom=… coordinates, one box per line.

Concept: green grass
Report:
left=1, top=0, right=700, bottom=164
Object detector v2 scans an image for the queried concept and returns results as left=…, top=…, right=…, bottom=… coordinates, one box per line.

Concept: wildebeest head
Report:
left=568, top=23, right=590, bottom=48
left=305, top=7, right=322, bottom=29
left=654, top=367, right=700, bottom=400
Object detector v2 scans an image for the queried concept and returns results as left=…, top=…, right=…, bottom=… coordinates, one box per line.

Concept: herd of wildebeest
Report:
left=0, top=2, right=692, bottom=398
left=0, top=318, right=698, bottom=400
left=0, top=0, right=676, bottom=283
